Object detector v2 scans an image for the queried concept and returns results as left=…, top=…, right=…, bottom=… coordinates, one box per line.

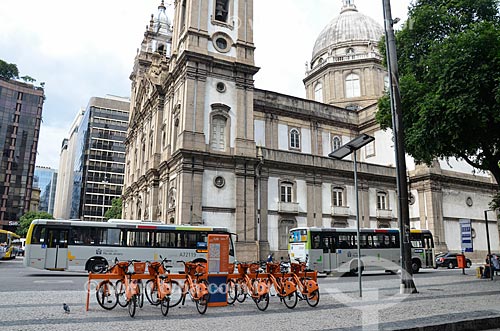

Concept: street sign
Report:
left=459, top=219, right=473, bottom=253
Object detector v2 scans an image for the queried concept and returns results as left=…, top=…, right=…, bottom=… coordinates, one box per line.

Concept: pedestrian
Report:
left=492, top=254, right=500, bottom=275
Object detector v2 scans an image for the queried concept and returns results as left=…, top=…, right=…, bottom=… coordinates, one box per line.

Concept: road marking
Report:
left=33, top=280, right=74, bottom=284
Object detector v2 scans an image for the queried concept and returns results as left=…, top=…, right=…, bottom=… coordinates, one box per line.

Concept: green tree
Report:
left=18, top=211, right=54, bottom=237
left=376, top=0, right=500, bottom=187
left=20, top=75, right=36, bottom=83
left=104, top=198, right=123, bottom=220
left=0, top=59, right=19, bottom=80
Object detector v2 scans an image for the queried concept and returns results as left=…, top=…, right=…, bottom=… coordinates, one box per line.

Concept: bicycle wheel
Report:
left=226, top=279, right=237, bottom=305
left=160, top=296, right=170, bottom=316
left=168, top=280, right=183, bottom=308
left=116, top=280, right=128, bottom=307
left=136, top=280, right=144, bottom=308
left=305, top=289, right=320, bottom=307
left=145, top=279, right=159, bottom=305
left=282, top=290, right=298, bottom=309
left=128, top=295, right=137, bottom=318
left=254, top=292, right=269, bottom=311
left=96, top=280, right=118, bottom=310
left=236, top=281, right=247, bottom=303
left=195, top=293, right=209, bottom=314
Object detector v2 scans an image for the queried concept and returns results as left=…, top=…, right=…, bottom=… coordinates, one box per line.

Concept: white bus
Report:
left=289, top=227, right=435, bottom=274
left=24, top=219, right=235, bottom=273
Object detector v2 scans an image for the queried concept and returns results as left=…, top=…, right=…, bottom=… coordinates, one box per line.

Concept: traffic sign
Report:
left=459, top=219, right=473, bottom=253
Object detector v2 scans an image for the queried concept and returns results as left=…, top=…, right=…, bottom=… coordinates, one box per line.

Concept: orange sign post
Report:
left=207, top=234, right=230, bottom=306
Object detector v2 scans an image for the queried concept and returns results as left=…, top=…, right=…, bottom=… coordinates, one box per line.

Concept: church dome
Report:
left=153, top=0, right=172, bottom=35
left=311, top=2, right=384, bottom=61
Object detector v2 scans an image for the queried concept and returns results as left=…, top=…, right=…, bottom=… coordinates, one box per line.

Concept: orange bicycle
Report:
left=95, top=262, right=121, bottom=310
left=265, top=261, right=298, bottom=309
left=177, top=261, right=210, bottom=314
left=144, top=257, right=182, bottom=315
left=229, top=262, right=269, bottom=311
left=291, top=257, right=320, bottom=307
left=115, top=259, right=144, bottom=317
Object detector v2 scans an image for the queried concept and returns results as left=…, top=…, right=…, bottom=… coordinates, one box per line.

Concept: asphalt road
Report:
left=0, top=257, right=472, bottom=292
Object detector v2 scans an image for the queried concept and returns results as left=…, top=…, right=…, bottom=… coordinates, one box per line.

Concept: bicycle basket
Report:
left=237, top=263, right=248, bottom=274
left=291, top=263, right=305, bottom=274
left=148, top=261, right=164, bottom=275
left=248, top=263, right=260, bottom=274
left=266, top=263, right=280, bottom=274
left=133, top=261, right=146, bottom=274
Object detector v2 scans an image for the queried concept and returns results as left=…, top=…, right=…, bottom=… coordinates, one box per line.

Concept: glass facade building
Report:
left=71, top=96, right=129, bottom=221
left=0, top=78, right=44, bottom=231
left=33, top=166, right=57, bottom=215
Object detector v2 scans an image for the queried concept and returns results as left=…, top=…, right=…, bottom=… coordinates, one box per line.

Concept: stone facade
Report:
left=123, top=1, right=499, bottom=261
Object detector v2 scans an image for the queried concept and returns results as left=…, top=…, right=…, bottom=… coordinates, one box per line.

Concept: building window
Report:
left=314, top=83, right=323, bottom=102
left=365, top=141, right=375, bottom=157
left=384, top=75, right=390, bottom=91
left=280, top=182, right=293, bottom=203
left=214, top=0, right=229, bottom=22
left=289, top=128, right=300, bottom=150
left=149, top=131, right=154, bottom=156
left=332, top=136, right=342, bottom=151
left=279, top=219, right=296, bottom=250
left=180, top=0, right=187, bottom=28
left=211, top=115, right=227, bottom=151
left=346, top=47, right=355, bottom=55
left=161, top=125, right=166, bottom=149
left=332, top=187, right=344, bottom=207
left=345, top=73, right=360, bottom=98
left=377, top=192, right=388, bottom=210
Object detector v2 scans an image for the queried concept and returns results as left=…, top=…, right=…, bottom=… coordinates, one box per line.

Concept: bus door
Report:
left=423, top=234, right=434, bottom=268
left=321, top=234, right=336, bottom=273
left=44, top=228, right=69, bottom=270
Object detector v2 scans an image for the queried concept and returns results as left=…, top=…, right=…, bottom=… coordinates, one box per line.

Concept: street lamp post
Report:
left=329, top=133, right=375, bottom=298
left=484, top=210, right=493, bottom=281
left=102, top=177, right=109, bottom=220
left=382, top=0, right=418, bottom=294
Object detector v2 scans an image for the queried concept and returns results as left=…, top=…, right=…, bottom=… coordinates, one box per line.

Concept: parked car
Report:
left=434, top=252, right=472, bottom=269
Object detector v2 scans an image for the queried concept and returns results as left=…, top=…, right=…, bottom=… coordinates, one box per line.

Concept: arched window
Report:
left=279, top=219, right=297, bottom=250
left=346, top=47, right=355, bottom=55
left=345, top=74, right=360, bottom=98
left=211, top=115, right=227, bottom=151
left=384, top=75, right=390, bottom=91
left=180, top=0, right=187, bottom=28
left=215, top=0, right=230, bottom=22
left=289, top=128, right=300, bottom=150
left=332, top=136, right=342, bottom=151
left=314, top=83, right=323, bottom=102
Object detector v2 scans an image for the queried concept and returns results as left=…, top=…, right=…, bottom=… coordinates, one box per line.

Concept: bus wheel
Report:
left=87, top=258, right=108, bottom=273
left=411, top=259, right=421, bottom=274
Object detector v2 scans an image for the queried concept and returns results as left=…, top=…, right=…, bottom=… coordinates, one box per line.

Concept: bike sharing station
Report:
left=86, top=233, right=320, bottom=316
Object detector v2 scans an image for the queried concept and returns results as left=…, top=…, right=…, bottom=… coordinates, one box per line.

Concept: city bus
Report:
left=24, top=219, right=236, bottom=272
left=289, top=227, right=435, bottom=274
left=0, top=229, right=21, bottom=260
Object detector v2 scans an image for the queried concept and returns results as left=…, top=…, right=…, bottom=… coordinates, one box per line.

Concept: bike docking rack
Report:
left=87, top=260, right=319, bottom=313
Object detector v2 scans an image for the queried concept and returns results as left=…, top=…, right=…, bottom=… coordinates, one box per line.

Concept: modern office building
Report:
left=33, top=166, right=57, bottom=215
left=70, top=96, right=129, bottom=221
left=53, top=109, right=84, bottom=219
left=123, top=1, right=498, bottom=261
left=0, top=78, right=44, bottom=231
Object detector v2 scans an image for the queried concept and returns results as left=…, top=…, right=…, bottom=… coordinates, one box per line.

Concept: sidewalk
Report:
left=0, top=264, right=499, bottom=331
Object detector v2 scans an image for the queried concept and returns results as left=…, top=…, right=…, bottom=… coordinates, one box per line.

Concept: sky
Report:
left=0, top=0, right=410, bottom=169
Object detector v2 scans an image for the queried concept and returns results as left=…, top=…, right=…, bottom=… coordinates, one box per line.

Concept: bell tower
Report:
left=164, top=0, right=260, bottom=260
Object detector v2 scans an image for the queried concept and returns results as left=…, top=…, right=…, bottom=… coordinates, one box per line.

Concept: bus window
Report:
left=312, top=233, right=321, bottom=249
left=31, top=225, right=46, bottom=245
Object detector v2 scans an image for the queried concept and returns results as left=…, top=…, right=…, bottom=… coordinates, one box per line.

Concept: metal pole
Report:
left=354, top=150, right=362, bottom=297
left=102, top=179, right=108, bottom=219
left=382, top=0, right=417, bottom=294
left=485, top=210, right=493, bottom=280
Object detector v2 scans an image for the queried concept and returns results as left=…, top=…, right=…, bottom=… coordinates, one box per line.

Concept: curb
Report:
left=392, top=316, right=500, bottom=331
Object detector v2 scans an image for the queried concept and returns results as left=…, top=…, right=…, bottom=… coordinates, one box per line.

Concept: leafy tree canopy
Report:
left=376, top=0, right=500, bottom=187
left=104, top=198, right=122, bottom=220
left=0, top=59, right=19, bottom=80
left=18, top=211, right=54, bottom=237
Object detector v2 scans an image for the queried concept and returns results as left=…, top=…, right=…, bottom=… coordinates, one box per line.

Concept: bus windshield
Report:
left=290, top=229, right=308, bottom=243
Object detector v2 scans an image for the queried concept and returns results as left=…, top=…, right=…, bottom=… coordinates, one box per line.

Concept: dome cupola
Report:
left=311, top=0, right=384, bottom=63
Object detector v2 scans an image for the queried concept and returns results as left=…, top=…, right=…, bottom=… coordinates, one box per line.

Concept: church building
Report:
left=123, top=0, right=498, bottom=262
